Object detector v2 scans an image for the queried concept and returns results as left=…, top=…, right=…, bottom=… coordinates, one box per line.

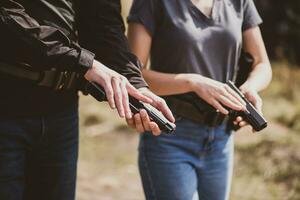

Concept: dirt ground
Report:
left=76, top=95, right=144, bottom=200
left=77, top=131, right=143, bottom=200
left=76, top=95, right=300, bottom=200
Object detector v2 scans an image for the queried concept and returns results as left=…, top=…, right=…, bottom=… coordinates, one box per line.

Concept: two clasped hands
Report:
left=85, top=60, right=262, bottom=135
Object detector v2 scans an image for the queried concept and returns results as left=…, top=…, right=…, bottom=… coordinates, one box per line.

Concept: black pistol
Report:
left=86, top=82, right=176, bottom=134
left=227, top=81, right=268, bottom=132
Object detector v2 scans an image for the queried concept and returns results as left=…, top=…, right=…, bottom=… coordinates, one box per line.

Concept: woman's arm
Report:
left=128, top=23, right=193, bottom=96
left=241, top=27, right=272, bottom=92
left=240, top=26, right=272, bottom=112
left=234, top=26, right=272, bottom=128
left=128, top=23, right=246, bottom=114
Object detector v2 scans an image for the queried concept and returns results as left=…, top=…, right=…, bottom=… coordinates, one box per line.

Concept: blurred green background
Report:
left=76, top=1, right=300, bottom=200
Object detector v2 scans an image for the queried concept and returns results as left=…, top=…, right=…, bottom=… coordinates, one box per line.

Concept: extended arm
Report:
left=0, top=0, right=152, bottom=120
left=77, top=0, right=147, bottom=89
left=78, top=0, right=174, bottom=134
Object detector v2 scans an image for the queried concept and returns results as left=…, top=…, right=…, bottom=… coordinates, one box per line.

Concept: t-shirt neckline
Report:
left=188, top=0, right=221, bottom=22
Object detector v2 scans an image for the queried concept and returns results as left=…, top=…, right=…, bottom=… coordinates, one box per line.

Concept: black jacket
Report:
left=0, top=0, right=147, bottom=117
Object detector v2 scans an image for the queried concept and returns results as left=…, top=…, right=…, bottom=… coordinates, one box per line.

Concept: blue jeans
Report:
left=0, top=104, right=79, bottom=200
left=139, top=117, right=234, bottom=200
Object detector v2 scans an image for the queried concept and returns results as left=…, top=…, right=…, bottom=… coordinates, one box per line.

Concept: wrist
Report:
left=84, top=60, right=103, bottom=81
left=84, top=60, right=94, bottom=80
left=240, top=81, right=258, bottom=95
left=183, top=74, right=205, bottom=92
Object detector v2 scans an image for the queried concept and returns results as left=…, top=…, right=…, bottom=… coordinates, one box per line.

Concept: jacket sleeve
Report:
left=77, top=0, right=148, bottom=89
left=0, top=0, right=95, bottom=74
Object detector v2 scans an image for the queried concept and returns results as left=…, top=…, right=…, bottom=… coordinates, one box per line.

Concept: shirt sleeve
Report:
left=242, top=0, right=263, bottom=31
left=77, top=0, right=147, bottom=89
left=127, top=0, right=162, bottom=36
left=0, top=0, right=95, bottom=74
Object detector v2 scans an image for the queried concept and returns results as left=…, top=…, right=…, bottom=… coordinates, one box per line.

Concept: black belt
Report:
left=0, top=62, right=81, bottom=91
left=165, top=96, right=228, bottom=127
left=0, top=62, right=231, bottom=128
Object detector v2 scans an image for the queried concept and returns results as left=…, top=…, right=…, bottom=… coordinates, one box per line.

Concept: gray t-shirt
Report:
left=128, top=0, right=262, bottom=83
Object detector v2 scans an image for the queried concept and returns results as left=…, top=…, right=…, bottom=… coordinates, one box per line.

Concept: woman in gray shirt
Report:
left=126, top=0, right=272, bottom=199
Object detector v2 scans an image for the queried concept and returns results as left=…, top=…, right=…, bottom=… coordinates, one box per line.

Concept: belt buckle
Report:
left=54, top=71, right=78, bottom=90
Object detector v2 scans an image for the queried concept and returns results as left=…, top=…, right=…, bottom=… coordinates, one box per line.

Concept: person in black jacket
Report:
left=0, top=1, right=175, bottom=200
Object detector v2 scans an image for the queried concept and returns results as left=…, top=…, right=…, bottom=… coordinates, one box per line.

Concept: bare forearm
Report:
left=142, top=69, right=193, bottom=96
left=242, top=27, right=272, bottom=92
left=244, top=62, right=272, bottom=92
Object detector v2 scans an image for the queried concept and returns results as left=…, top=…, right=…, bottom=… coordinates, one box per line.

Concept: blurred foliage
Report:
left=254, top=0, right=300, bottom=65
left=234, top=134, right=300, bottom=200
left=262, top=63, right=300, bottom=132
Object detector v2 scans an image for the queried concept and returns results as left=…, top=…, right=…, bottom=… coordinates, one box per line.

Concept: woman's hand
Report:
left=233, top=82, right=263, bottom=130
left=126, top=88, right=176, bottom=136
left=84, top=60, right=153, bottom=119
left=187, top=74, right=247, bottom=115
